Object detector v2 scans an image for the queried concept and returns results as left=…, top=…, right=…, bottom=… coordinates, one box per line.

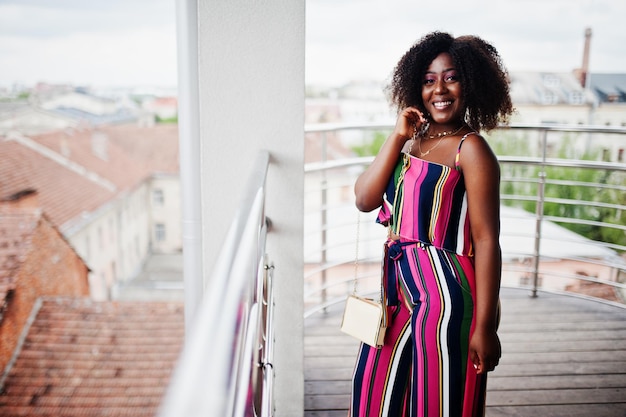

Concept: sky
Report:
left=0, top=0, right=625, bottom=89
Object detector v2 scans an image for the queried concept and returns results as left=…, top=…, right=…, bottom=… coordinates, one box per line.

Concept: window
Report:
left=108, top=217, right=114, bottom=243
left=98, top=226, right=104, bottom=249
left=155, top=223, right=166, bottom=242
left=153, top=189, right=164, bottom=206
left=568, top=91, right=584, bottom=105
left=542, top=74, right=560, bottom=88
left=540, top=91, right=558, bottom=105
left=85, top=236, right=91, bottom=262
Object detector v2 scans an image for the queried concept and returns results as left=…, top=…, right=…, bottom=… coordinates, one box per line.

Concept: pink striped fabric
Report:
left=350, top=134, right=487, bottom=417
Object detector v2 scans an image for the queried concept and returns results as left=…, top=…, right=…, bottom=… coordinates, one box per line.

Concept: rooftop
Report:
left=0, top=297, right=184, bottom=417
left=0, top=124, right=179, bottom=231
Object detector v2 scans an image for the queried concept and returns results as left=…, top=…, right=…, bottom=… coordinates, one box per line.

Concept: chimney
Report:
left=91, top=131, right=109, bottom=161
left=580, top=27, right=592, bottom=88
left=1, top=189, right=40, bottom=210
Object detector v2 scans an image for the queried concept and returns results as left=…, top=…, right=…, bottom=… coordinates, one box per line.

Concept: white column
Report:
left=176, top=0, right=203, bottom=337
left=197, top=1, right=305, bottom=416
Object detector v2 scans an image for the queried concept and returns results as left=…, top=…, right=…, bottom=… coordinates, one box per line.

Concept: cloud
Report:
left=1, top=0, right=625, bottom=87
left=0, top=28, right=177, bottom=87
left=0, top=1, right=173, bottom=37
left=306, top=0, right=626, bottom=85
left=0, top=0, right=177, bottom=87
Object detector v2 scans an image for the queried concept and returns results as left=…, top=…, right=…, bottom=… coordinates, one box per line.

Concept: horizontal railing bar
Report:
left=498, top=156, right=626, bottom=171
left=306, top=156, right=626, bottom=174
left=543, top=214, right=626, bottom=232
left=538, top=179, right=626, bottom=192
left=502, top=177, right=626, bottom=193
left=304, top=274, right=379, bottom=299
left=305, top=156, right=374, bottom=173
left=305, top=122, right=626, bottom=135
left=304, top=256, right=382, bottom=281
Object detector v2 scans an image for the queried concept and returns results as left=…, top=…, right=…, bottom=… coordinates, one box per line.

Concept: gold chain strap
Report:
left=352, top=211, right=360, bottom=294
left=353, top=210, right=384, bottom=304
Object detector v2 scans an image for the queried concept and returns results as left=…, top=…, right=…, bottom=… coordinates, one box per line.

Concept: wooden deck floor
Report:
left=304, top=287, right=626, bottom=417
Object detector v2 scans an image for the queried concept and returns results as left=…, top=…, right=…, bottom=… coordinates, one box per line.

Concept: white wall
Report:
left=67, top=182, right=152, bottom=301
left=195, top=1, right=305, bottom=415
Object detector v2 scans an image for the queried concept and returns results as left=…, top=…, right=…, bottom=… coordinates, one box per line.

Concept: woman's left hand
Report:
left=469, top=328, right=501, bottom=374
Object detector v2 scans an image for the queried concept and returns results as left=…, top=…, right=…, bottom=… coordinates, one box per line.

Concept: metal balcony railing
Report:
left=157, top=123, right=625, bottom=417
left=304, top=123, right=626, bottom=317
left=159, top=151, right=274, bottom=417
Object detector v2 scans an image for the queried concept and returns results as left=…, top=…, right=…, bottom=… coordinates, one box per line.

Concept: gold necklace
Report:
left=417, top=125, right=465, bottom=157
left=417, top=135, right=446, bottom=157
left=427, top=125, right=465, bottom=139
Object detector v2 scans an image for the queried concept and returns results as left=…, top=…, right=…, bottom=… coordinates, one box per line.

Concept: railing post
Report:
left=531, top=128, right=548, bottom=298
left=320, top=132, right=328, bottom=312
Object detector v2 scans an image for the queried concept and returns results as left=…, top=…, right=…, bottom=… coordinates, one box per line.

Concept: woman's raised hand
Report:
left=394, top=107, right=427, bottom=141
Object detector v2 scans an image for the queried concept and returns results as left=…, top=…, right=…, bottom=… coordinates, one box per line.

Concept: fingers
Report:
left=402, top=107, right=427, bottom=126
left=470, top=351, right=483, bottom=374
left=471, top=351, right=499, bottom=374
left=397, top=107, right=427, bottom=138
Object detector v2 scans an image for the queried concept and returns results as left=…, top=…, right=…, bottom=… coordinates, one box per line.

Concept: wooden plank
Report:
left=487, top=387, right=626, bottom=406
left=306, top=381, right=351, bottom=395
left=486, top=404, right=626, bottom=417
left=487, top=374, right=626, bottom=391
left=499, top=329, right=626, bottom=342
left=306, top=356, right=358, bottom=369
left=498, top=318, right=626, bottom=332
left=305, top=411, right=349, bottom=417
left=491, top=349, right=626, bottom=364
left=489, top=361, right=626, bottom=377
left=305, top=394, right=350, bottom=410
left=499, top=339, right=626, bottom=353
left=305, top=367, right=353, bottom=381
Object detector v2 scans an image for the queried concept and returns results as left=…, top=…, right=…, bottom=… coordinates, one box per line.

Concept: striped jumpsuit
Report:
left=350, top=133, right=487, bottom=417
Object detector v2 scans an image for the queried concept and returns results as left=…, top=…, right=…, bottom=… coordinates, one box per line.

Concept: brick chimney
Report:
left=1, top=188, right=39, bottom=210
left=577, top=27, right=592, bottom=88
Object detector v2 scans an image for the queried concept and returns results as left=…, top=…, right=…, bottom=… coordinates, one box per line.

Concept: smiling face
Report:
left=421, top=52, right=465, bottom=128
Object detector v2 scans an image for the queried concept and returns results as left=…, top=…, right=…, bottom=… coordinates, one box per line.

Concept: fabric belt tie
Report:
left=387, top=240, right=404, bottom=261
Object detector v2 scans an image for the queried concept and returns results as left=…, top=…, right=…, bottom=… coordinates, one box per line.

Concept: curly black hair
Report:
left=388, top=31, right=514, bottom=132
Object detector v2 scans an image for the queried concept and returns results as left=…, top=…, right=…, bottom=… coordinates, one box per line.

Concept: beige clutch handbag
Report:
left=341, top=294, right=386, bottom=348
left=340, top=212, right=387, bottom=349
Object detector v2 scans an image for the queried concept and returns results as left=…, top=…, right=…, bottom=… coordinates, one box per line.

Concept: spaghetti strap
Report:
left=455, top=131, right=479, bottom=169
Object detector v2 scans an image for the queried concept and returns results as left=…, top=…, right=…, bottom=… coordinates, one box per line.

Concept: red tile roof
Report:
left=99, top=124, right=179, bottom=175
left=29, top=128, right=152, bottom=192
left=0, top=297, right=184, bottom=417
left=0, top=139, right=116, bottom=230
left=0, top=123, right=179, bottom=231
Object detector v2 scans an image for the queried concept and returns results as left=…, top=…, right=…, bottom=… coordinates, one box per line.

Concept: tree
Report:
left=490, top=131, right=626, bottom=251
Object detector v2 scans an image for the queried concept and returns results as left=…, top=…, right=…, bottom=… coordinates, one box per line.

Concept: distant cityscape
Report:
left=2, top=69, right=626, bottom=303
